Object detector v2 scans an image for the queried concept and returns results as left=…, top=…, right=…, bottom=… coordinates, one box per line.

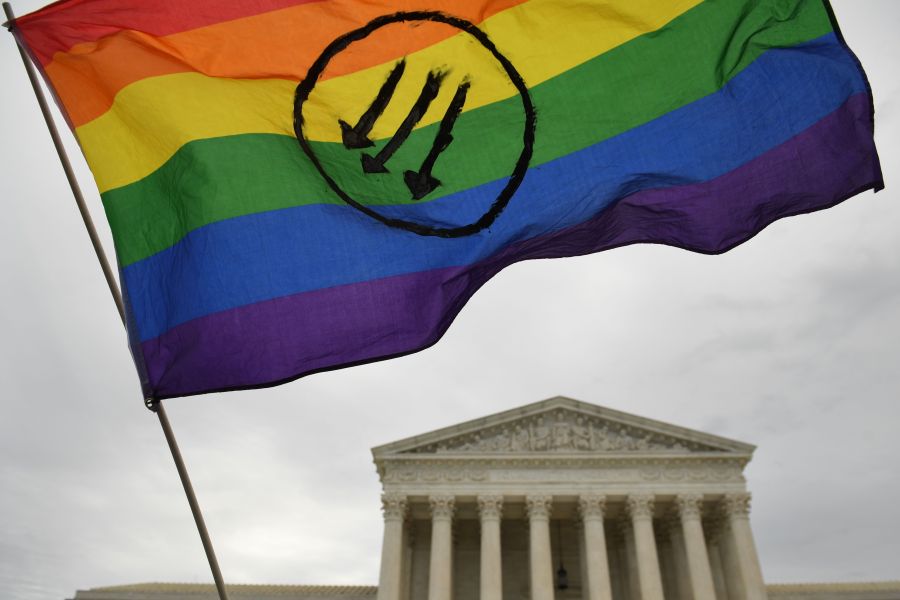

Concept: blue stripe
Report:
left=124, top=33, right=865, bottom=341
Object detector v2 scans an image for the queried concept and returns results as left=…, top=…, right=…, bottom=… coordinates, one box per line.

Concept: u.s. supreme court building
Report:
left=72, top=397, right=899, bottom=600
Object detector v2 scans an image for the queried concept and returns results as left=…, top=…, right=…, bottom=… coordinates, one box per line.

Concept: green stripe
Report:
left=103, top=0, right=832, bottom=266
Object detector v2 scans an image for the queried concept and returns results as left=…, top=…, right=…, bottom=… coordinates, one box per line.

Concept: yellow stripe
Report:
left=77, top=0, right=701, bottom=193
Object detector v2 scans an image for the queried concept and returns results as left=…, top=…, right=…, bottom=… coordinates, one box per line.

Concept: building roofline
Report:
left=371, top=396, right=755, bottom=457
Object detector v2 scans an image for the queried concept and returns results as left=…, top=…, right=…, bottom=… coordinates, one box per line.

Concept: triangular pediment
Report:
left=372, top=397, right=754, bottom=457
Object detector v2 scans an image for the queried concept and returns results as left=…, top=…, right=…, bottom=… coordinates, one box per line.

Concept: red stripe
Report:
left=15, top=0, right=322, bottom=65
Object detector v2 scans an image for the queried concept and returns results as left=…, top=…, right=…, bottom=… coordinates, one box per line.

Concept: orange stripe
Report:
left=44, top=0, right=525, bottom=128
left=16, top=0, right=322, bottom=65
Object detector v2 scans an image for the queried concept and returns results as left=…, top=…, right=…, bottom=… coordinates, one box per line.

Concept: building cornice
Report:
left=375, top=453, right=751, bottom=482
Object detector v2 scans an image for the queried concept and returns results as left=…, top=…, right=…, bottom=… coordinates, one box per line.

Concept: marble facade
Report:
left=371, top=396, right=769, bottom=600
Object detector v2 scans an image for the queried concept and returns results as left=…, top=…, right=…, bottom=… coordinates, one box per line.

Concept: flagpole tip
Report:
left=3, top=2, right=15, bottom=29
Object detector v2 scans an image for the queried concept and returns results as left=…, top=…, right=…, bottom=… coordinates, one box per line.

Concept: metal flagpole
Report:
left=3, top=4, right=230, bottom=599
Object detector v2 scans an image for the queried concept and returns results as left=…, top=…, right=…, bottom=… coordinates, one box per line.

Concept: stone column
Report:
left=676, top=494, right=717, bottom=600
left=478, top=495, right=504, bottom=600
left=578, top=519, right=589, bottom=595
left=722, top=493, right=767, bottom=600
left=717, top=513, right=743, bottom=600
left=526, top=495, right=555, bottom=600
left=578, top=495, right=613, bottom=600
left=377, top=493, right=408, bottom=600
left=428, top=495, right=456, bottom=600
left=626, top=494, right=664, bottom=600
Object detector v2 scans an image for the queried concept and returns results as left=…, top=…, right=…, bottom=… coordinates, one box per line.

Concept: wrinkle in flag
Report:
left=13, top=0, right=883, bottom=399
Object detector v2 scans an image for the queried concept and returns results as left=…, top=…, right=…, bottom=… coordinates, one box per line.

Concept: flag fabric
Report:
left=12, top=0, right=882, bottom=399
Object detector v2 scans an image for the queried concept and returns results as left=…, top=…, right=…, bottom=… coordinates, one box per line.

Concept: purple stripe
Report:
left=142, top=94, right=881, bottom=398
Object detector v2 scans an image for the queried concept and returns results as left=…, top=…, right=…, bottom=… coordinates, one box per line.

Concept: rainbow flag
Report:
left=11, top=0, right=882, bottom=399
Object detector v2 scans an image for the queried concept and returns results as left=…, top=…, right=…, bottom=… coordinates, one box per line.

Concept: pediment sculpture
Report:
left=403, top=409, right=722, bottom=454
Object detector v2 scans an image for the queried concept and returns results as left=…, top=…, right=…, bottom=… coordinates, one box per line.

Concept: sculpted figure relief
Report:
left=532, top=417, right=551, bottom=451
left=572, top=416, right=592, bottom=450
left=511, top=425, right=530, bottom=451
left=551, top=418, right=572, bottom=450
left=489, top=427, right=510, bottom=451
left=411, top=410, right=717, bottom=453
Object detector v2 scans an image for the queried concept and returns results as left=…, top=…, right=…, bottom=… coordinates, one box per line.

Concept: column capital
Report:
left=429, top=495, right=456, bottom=521
left=525, top=495, right=553, bottom=520
left=578, top=494, right=607, bottom=521
left=722, top=492, right=752, bottom=519
left=676, top=494, right=704, bottom=521
left=381, top=493, right=408, bottom=522
left=477, top=495, right=504, bottom=521
left=626, top=494, right=655, bottom=521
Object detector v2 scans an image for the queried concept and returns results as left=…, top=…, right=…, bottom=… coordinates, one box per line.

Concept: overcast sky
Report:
left=1, top=2, right=898, bottom=599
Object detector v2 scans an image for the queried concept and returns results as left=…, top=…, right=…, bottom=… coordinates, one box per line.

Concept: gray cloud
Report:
left=2, top=1, right=899, bottom=598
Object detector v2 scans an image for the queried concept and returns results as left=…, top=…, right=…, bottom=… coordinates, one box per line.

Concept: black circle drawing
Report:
left=293, top=11, right=536, bottom=238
